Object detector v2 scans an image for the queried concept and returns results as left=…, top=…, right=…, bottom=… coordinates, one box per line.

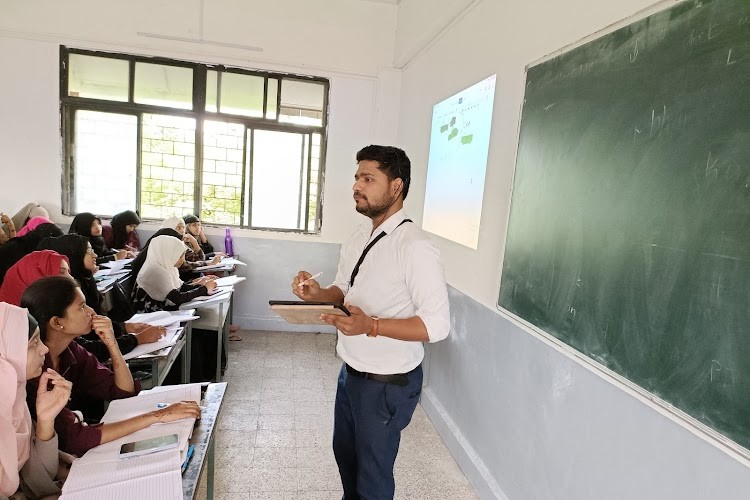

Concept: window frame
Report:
left=60, top=46, right=329, bottom=234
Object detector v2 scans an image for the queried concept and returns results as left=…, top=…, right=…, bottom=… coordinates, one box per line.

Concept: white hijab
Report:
left=0, top=302, right=31, bottom=496
left=136, top=236, right=186, bottom=301
left=160, top=217, right=185, bottom=233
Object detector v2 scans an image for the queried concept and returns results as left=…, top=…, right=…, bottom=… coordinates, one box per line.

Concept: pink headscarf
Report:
left=0, top=251, right=70, bottom=306
left=16, top=216, right=53, bottom=237
left=0, top=302, right=32, bottom=496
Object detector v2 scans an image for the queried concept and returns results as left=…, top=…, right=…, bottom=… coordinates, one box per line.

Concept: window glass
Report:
left=202, top=120, right=245, bottom=225
left=279, top=79, right=325, bottom=126
left=220, top=72, right=264, bottom=117
left=68, top=54, right=129, bottom=101
left=206, top=70, right=218, bottom=112
left=134, top=62, right=193, bottom=109
left=251, top=130, right=305, bottom=229
left=139, top=114, right=196, bottom=219
left=74, top=111, right=137, bottom=214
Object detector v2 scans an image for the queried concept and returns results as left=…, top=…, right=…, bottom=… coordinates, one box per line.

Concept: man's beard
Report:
left=355, top=194, right=395, bottom=218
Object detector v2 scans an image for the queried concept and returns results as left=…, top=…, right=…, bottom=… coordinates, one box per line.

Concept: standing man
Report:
left=293, top=145, right=450, bottom=500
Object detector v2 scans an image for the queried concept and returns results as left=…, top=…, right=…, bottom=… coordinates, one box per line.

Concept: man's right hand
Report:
left=292, top=271, right=321, bottom=301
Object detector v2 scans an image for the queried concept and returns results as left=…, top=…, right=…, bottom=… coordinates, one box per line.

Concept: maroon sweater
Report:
left=26, top=341, right=140, bottom=456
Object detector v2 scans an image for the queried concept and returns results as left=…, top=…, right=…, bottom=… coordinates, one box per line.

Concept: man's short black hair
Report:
left=356, top=145, right=411, bottom=200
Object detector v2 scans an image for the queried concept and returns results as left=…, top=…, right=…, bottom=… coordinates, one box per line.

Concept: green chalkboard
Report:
left=499, top=0, right=750, bottom=450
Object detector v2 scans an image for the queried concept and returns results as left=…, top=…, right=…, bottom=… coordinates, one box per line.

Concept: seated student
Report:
left=0, top=224, right=63, bottom=285
left=15, top=217, right=54, bottom=238
left=22, top=277, right=201, bottom=456
left=133, top=236, right=223, bottom=381
left=68, top=213, right=131, bottom=266
left=0, top=250, right=70, bottom=305
left=132, top=235, right=217, bottom=313
left=10, top=203, right=49, bottom=233
left=36, top=235, right=164, bottom=362
left=128, top=228, right=183, bottom=291
left=0, top=303, right=72, bottom=500
left=183, top=215, right=220, bottom=256
left=160, top=217, right=221, bottom=278
left=0, top=213, right=17, bottom=246
left=102, top=210, right=141, bottom=253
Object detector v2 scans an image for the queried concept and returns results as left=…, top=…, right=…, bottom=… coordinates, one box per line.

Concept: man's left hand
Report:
left=321, top=303, right=373, bottom=336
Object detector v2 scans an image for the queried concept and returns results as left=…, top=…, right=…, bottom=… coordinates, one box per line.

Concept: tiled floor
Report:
left=197, top=330, right=478, bottom=500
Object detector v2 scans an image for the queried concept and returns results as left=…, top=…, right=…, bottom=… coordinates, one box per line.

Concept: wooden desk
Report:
left=182, top=382, right=227, bottom=500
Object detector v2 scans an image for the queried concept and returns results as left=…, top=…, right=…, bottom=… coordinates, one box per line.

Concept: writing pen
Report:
left=298, top=272, right=323, bottom=288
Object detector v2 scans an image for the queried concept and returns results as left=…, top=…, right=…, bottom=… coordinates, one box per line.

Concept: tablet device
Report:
left=119, top=433, right=179, bottom=458
left=269, top=300, right=350, bottom=325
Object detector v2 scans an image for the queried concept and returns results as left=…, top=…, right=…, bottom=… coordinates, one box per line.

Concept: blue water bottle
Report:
left=224, top=227, right=234, bottom=257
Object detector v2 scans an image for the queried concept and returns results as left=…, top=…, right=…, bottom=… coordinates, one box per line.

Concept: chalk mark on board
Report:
left=710, top=360, right=722, bottom=382
left=630, top=37, right=640, bottom=62
left=705, top=151, right=718, bottom=178
left=727, top=49, right=736, bottom=65
left=544, top=103, right=556, bottom=111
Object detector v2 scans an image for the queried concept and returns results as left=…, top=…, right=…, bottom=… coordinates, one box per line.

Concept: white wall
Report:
left=396, top=0, right=750, bottom=498
left=0, top=0, right=398, bottom=244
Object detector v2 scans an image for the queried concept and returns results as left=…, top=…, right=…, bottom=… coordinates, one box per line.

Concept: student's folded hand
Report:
left=92, top=315, right=117, bottom=347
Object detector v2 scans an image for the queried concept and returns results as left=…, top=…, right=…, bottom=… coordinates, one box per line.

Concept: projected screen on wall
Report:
left=422, top=74, right=496, bottom=249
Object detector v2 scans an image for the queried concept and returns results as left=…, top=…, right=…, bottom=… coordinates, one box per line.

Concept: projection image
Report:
left=422, top=74, right=496, bottom=249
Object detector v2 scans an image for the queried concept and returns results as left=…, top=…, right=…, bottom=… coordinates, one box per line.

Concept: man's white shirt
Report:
left=332, top=209, right=450, bottom=375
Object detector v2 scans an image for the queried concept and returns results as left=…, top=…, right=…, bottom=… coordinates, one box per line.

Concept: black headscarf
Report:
left=69, top=212, right=114, bottom=259
left=27, top=312, right=39, bottom=339
left=111, top=210, right=141, bottom=249
left=37, top=234, right=102, bottom=314
left=0, top=223, right=64, bottom=284
left=129, top=228, right=183, bottom=284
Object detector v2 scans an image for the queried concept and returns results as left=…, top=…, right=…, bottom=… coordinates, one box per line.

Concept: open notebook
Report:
left=60, top=384, right=202, bottom=499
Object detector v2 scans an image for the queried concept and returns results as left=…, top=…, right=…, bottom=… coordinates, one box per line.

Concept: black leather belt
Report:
left=345, top=364, right=412, bottom=386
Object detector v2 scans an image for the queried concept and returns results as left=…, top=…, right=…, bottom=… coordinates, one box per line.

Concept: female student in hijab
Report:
left=0, top=224, right=64, bottom=285
left=0, top=251, right=70, bottom=306
left=0, top=303, right=72, bottom=499
left=129, top=228, right=182, bottom=286
left=132, top=235, right=217, bottom=313
left=36, top=235, right=164, bottom=362
left=159, top=217, right=221, bottom=277
left=183, top=215, right=218, bottom=256
left=68, top=213, right=131, bottom=265
left=37, top=235, right=103, bottom=314
left=22, top=277, right=201, bottom=456
left=102, top=210, right=141, bottom=252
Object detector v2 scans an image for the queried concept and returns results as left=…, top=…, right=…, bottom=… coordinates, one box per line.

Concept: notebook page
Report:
left=62, top=449, right=181, bottom=494
left=59, top=469, right=182, bottom=500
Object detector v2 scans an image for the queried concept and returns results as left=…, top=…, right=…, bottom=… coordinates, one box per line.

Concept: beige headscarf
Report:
left=0, top=302, right=32, bottom=496
left=160, top=217, right=185, bottom=234
left=135, top=236, right=186, bottom=301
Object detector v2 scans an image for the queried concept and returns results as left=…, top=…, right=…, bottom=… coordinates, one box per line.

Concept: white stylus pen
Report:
left=297, top=272, right=323, bottom=288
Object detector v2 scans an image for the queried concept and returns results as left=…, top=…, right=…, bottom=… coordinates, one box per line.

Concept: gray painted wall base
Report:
left=425, top=286, right=750, bottom=500
left=421, top=388, right=508, bottom=500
